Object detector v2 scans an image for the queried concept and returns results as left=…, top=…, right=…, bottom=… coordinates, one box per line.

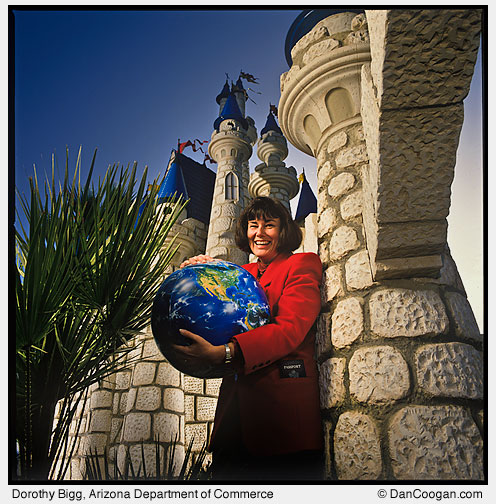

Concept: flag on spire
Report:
left=240, top=71, right=259, bottom=84
left=270, top=104, right=278, bottom=117
left=178, top=139, right=209, bottom=154
left=204, top=154, right=216, bottom=165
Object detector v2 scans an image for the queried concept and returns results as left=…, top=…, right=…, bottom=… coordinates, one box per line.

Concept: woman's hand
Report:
left=171, top=329, right=225, bottom=368
left=179, top=255, right=215, bottom=269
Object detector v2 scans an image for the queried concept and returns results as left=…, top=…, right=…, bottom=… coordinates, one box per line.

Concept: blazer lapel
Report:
left=257, top=253, right=291, bottom=289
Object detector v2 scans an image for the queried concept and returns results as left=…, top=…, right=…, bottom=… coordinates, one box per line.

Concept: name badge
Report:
left=279, top=359, right=306, bottom=378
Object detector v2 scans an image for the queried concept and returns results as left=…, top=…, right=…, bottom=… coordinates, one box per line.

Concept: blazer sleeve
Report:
left=234, top=253, right=322, bottom=374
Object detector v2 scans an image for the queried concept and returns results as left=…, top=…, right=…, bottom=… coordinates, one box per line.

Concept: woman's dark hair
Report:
left=235, top=197, right=302, bottom=254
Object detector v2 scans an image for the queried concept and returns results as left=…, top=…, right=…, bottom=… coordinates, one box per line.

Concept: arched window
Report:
left=225, top=172, right=238, bottom=200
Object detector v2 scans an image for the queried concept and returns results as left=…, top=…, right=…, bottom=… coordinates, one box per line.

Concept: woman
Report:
left=175, top=197, right=323, bottom=480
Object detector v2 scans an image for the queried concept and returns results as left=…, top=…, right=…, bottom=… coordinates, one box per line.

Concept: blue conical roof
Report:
left=157, top=151, right=188, bottom=202
left=213, top=91, right=248, bottom=131
left=232, top=77, right=245, bottom=92
left=260, top=111, right=283, bottom=136
left=216, top=80, right=230, bottom=105
left=295, top=173, right=317, bottom=222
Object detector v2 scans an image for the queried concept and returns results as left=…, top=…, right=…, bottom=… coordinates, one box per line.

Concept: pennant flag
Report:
left=178, top=139, right=209, bottom=154
left=270, top=104, right=278, bottom=117
left=240, top=71, right=259, bottom=84
left=298, top=172, right=305, bottom=184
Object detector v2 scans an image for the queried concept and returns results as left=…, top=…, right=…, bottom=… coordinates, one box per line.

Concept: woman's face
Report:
left=247, top=216, right=281, bottom=264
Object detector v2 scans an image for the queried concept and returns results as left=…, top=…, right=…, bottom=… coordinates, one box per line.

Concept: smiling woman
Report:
left=176, top=197, right=323, bottom=480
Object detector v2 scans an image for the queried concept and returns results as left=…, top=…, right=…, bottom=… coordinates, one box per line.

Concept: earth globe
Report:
left=151, top=260, right=271, bottom=378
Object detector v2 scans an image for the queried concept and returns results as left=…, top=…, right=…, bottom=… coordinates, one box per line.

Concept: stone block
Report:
left=135, top=386, right=162, bottom=411
left=388, top=405, right=483, bottom=480
left=115, top=371, right=132, bottom=390
left=185, top=395, right=195, bottom=422
left=89, top=410, right=112, bottom=433
left=345, top=250, right=373, bottom=291
left=369, top=288, right=448, bottom=338
left=335, top=144, right=368, bottom=169
left=318, top=161, right=333, bottom=186
left=322, top=265, right=344, bottom=303
left=110, top=418, right=123, bottom=444
left=319, top=358, right=346, bottom=408
left=123, top=413, right=151, bottom=443
left=153, top=412, right=180, bottom=443
left=334, top=411, right=382, bottom=480
left=129, top=444, right=164, bottom=478
left=185, top=423, right=208, bottom=452
left=90, top=390, right=113, bottom=409
left=205, top=378, right=222, bottom=397
left=340, top=191, right=362, bottom=220
left=328, top=172, right=355, bottom=199
left=82, top=433, right=108, bottom=456
left=349, top=346, right=410, bottom=404
left=415, top=342, right=483, bottom=399
left=327, top=131, right=348, bottom=153
left=444, top=291, right=482, bottom=342
left=329, top=226, right=360, bottom=261
left=184, top=376, right=204, bottom=394
left=196, top=396, right=218, bottom=422
left=318, top=207, right=338, bottom=238
left=163, top=388, right=185, bottom=413
left=119, top=392, right=128, bottom=415
left=132, top=362, right=156, bottom=386
left=142, top=338, right=164, bottom=361
left=331, top=297, right=364, bottom=348
left=124, top=389, right=136, bottom=413
left=156, top=362, right=181, bottom=387
left=316, top=313, right=332, bottom=356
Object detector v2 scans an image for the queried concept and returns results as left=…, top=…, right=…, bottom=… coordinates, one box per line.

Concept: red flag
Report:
left=178, top=140, right=193, bottom=153
left=240, top=71, right=259, bottom=84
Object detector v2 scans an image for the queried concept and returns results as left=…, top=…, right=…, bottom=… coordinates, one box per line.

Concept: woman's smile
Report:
left=247, top=217, right=281, bottom=264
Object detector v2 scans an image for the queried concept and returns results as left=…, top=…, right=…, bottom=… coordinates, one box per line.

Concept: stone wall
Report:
left=55, top=217, right=217, bottom=479
left=279, top=9, right=483, bottom=480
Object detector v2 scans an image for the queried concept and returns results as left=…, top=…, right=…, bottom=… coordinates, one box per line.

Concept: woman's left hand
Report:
left=171, top=329, right=225, bottom=368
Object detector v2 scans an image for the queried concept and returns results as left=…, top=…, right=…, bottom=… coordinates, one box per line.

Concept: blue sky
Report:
left=13, top=8, right=484, bottom=329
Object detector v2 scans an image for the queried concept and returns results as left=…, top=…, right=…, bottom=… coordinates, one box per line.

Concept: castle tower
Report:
left=205, top=86, right=255, bottom=265
left=248, top=109, right=299, bottom=210
left=279, top=9, right=483, bottom=480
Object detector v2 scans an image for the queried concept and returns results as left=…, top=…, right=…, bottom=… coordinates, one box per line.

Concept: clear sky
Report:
left=12, top=8, right=484, bottom=330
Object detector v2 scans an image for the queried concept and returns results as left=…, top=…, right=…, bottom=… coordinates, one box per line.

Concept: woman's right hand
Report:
left=179, top=254, right=215, bottom=268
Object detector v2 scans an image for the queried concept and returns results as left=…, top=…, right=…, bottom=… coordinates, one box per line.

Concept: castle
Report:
left=56, top=9, right=484, bottom=480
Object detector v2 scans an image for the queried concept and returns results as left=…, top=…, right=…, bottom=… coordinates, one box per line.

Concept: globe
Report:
left=151, top=260, right=271, bottom=378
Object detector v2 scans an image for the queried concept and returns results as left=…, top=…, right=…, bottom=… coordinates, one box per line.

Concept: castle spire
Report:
left=205, top=80, right=255, bottom=264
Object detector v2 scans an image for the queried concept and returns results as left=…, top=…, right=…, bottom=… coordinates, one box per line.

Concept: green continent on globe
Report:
left=195, top=266, right=240, bottom=303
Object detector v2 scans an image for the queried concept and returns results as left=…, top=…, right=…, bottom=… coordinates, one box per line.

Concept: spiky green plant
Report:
left=83, top=438, right=211, bottom=481
left=15, top=148, right=186, bottom=480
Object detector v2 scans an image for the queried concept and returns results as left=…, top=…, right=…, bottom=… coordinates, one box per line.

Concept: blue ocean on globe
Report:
left=151, top=260, right=270, bottom=376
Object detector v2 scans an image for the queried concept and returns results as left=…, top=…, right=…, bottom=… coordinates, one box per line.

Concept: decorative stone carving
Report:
left=415, top=343, right=483, bottom=399
left=349, top=346, right=410, bottom=403
left=369, top=288, right=448, bottom=338
left=334, top=412, right=382, bottom=480
left=388, top=405, right=483, bottom=480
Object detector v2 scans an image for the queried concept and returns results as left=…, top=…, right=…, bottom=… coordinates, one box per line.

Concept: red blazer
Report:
left=210, top=252, right=323, bottom=456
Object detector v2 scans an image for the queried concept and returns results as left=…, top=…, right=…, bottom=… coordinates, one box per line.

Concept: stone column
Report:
left=248, top=124, right=299, bottom=211
left=279, top=9, right=483, bottom=480
left=205, top=120, right=253, bottom=265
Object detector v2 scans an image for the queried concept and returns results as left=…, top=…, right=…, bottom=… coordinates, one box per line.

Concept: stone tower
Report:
left=279, top=8, right=483, bottom=480
left=248, top=109, right=300, bottom=210
left=205, top=82, right=255, bottom=265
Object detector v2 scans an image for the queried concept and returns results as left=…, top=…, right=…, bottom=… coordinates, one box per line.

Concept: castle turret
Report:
left=205, top=90, right=255, bottom=264
left=232, top=76, right=247, bottom=117
left=248, top=108, right=299, bottom=210
left=215, top=80, right=230, bottom=115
